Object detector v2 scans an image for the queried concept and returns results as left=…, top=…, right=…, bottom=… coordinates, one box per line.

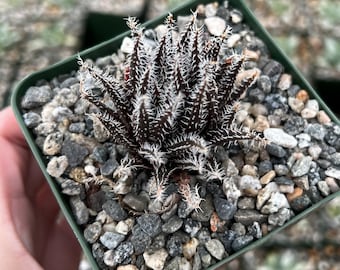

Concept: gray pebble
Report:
left=305, top=123, right=327, bottom=141
left=102, top=200, right=128, bottom=221
left=191, top=196, right=214, bottom=222
left=166, top=235, right=183, bottom=257
left=23, top=112, right=41, bottom=128
left=232, top=235, right=254, bottom=252
left=46, top=155, right=68, bottom=177
left=205, top=239, right=225, bottom=260
left=268, top=208, right=292, bottom=226
left=69, top=122, right=85, bottom=133
left=61, top=140, right=89, bottom=167
left=264, top=128, right=297, bottom=148
left=266, top=143, right=286, bottom=158
left=70, top=196, right=89, bottom=225
left=100, top=231, right=125, bottom=249
left=204, top=16, right=226, bottom=36
left=131, top=226, right=151, bottom=255
left=21, top=85, right=52, bottom=109
left=137, top=213, right=162, bottom=237
left=84, top=221, right=102, bottom=243
left=162, top=215, right=183, bottom=234
left=61, top=179, right=82, bottom=196
left=100, top=158, right=119, bottom=177
left=234, top=209, right=268, bottom=226
left=123, top=193, right=148, bottom=212
left=213, top=197, right=237, bottom=220
left=34, top=122, right=57, bottom=136
left=43, top=131, right=63, bottom=155
left=290, top=194, right=312, bottom=213
left=291, top=156, right=313, bottom=177
left=317, top=181, right=330, bottom=196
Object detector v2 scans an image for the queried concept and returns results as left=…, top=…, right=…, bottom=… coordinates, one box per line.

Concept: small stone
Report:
left=70, top=196, right=89, bottom=225
left=230, top=9, right=243, bottom=23
left=34, top=122, right=57, bottom=136
left=286, top=187, right=304, bottom=202
left=266, top=143, right=286, bottom=158
left=46, top=155, right=68, bottom=177
left=115, top=218, right=134, bottom=235
left=232, top=235, right=254, bottom=251
left=274, top=164, right=289, bottom=176
left=183, top=238, right=200, bottom=259
left=268, top=208, right=291, bottom=226
left=61, top=140, right=89, bottom=167
left=102, top=200, right=128, bottom=221
left=198, top=246, right=212, bottom=268
left=306, top=186, right=323, bottom=203
left=204, top=16, right=226, bottom=36
left=237, top=197, right=255, bottom=209
left=301, top=108, right=317, bottom=119
left=61, top=179, right=82, bottom=195
left=100, top=158, right=119, bottom=177
left=43, top=132, right=63, bottom=155
left=254, top=115, right=270, bottom=132
left=264, top=128, right=297, bottom=148
left=317, top=110, right=331, bottom=124
left=238, top=175, right=261, bottom=196
left=305, top=123, right=327, bottom=141
left=191, top=196, right=214, bottom=222
left=69, top=122, right=85, bottom=133
left=296, top=133, right=312, bottom=148
left=260, top=170, right=276, bottom=185
left=277, top=73, right=292, bottom=90
left=227, top=34, right=241, bottom=48
left=283, top=115, right=306, bottom=136
left=120, top=37, right=133, bottom=54
left=205, top=2, right=218, bottom=17
left=308, top=144, right=322, bottom=160
left=100, top=231, right=125, bottom=250
left=234, top=209, right=268, bottom=226
left=257, top=75, right=272, bottom=93
left=213, top=197, right=237, bottom=220
left=21, top=85, right=52, bottom=109
left=162, top=215, right=183, bottom=234
left=183, top=218, right=202, bottom=237
left=290, top=194, right=312, bottom=213
left=325, top=177, right=340, bottom=193
left=205, top=239, right=225, bottom=260
left=293, top=175, right=309, bottom=190
left=123, top=193, right=148, bottom=212
left=262, top=60, right=283, bottom=83
left=143, top=248, right=168, bottom=270
left=117, top=265, right=138, bottom=270
left=296, top=89, right=309, bottom=103
left=131, top=226, right=151, bottom=255
left=241, top=164, right=258, bottom=177
left=137, top=213, right=162, bottom=237
left=113, top=242, right=134, bottom=265
left=291, top=156, right=313, bottom=177
left=166, top=235, right=183, bottom=257
left=317, top=181, right=330, bottom=196
left=23, top=112, right=41, bottom=128
left=84, top=222, right=102, bottom=244
left=258, top=160, right=273, bottom=176
left=261, top=192, right=290, bottom=214
left=256, top=182, right=279, bottom=209
left=288, top=97, right=304, bottom=113
left=92, top=117, right=111, bottom=142
left=52, top=106, right=73, bottom=122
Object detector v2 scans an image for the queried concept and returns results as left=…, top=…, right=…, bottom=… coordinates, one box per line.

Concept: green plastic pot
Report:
left=11, top=0, right=340, bottom=269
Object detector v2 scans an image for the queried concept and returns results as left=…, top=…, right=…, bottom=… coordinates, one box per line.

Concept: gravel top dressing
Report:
left=19, top=1, right=340, bottom=269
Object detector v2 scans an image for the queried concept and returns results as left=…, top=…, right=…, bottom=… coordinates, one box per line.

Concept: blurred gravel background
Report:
left=1, top=0, right=340, bottom=269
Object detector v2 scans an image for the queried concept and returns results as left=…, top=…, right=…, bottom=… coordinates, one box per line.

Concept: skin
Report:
left=0, top=107, right=81, bottom=269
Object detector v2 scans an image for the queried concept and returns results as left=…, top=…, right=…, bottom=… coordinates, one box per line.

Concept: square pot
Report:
left=11, top=0, right=340, bottom=269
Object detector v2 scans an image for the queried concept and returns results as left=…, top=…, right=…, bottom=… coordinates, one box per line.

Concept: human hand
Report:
left=0, top=107, right=81, bottom=269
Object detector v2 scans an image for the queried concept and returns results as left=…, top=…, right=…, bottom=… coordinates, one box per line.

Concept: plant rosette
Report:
left=12, top=0, right=340, bottom=269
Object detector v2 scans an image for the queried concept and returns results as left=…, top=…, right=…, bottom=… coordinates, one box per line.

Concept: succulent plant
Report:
left=78, top=13, right=262, bottom=212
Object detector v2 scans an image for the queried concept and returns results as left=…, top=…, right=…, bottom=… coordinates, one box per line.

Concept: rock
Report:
left=261, top=192, right=290, bottom=214
left=277, top=73, right=292, bottom=90
left=117, top=265, right=138, bottom=270
left=70, top=196, right=89, bottom=225
left=120, top=37, right=134, bottom=54
left=291, top=156, right=313, bottom=177
left=43, top=132, right=63, bottom=155
left=137, top=213, right=162, bottom=237
left=46, top=155, right=68, bottom=177
left=234, top=209, right=268, bottom=226
left=230, top=8, right=243, bottom=23
left=288, top=97, right=304, bottom=113
left=198, top=246, right=212, bottom=268
left=205, top=239, right=225, bottom=260
left=237, top=197, right=255, bottom=209
left=286, top=187, right=304, bottom=202
left=268, top=208, right=292, bottom=226
left=61, top=140, right=89, bottom=167
left=115, top=218, right=134, bottom=235
left=262, top=60, right=283, bottom=84
left=100, top=158, right=119, bottom=177
left=264, top=128, right=297, bottom=148
left=256, top=182, right=279, bottom=209
left=301, top=108, right=317, bottom=119
left=21, top=85, right=52, bottom=109
left=238, top=175, right=261, bottom=196
left=100, top=231, right=125, bottom=249
left=183, top=218, right=202, bottom=237
left=166, top=235, right=183, bottom=257
left=84, top=221, right=102, bottom=244
left=34, top=122, right=57, bottom=136
left=257, top=75, right=272, bottom=93
left=227, top=34, right=241, bottom=48
left=296, top=89, right=309, bottom=102
left=143, top=248, right=168, bottom=270
left=283, top=115, right=306, bottom=136
left=131, top=226, right=151, bottom=255
left=23, top=112, right=41, bottom=128
left=325, top=177, right=340, bottom=193
left=183, top=238, right=199, bottom=259
left=296, top=133, right=312, bottom=148
left=204, top=16, right=226, bottom=36
left=162, top=215, right=183, bottom=234
left=258, top=160, right=273, bottom=176
left=61, top=179, right=82, bottom=195
left=290, top=194, right=312, bottom=213
left=317, top=110, right=331, bottom=124
left=122, top=193, right=148, bottom=212
left=317, top=181, right=330, bottom=196
left=260, top=170, right=276, bottom=185
left=305, top=123, right=327, bottom=141
left=266, top=143, right=286, bottom=158
left=213, top=197, right=237, bottom=220
left=191, top=196, right=214, bottom=222
left=241, top=164, right=258, bottom=177
left=104, top=242, right=134, bottom=267
left=232, top=235, right=254, bottom=251
left=102, top=200, right=128, bottom=221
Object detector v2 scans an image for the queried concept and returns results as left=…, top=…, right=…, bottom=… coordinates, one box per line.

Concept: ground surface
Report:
left=1, top=0, right=340, bottom=269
